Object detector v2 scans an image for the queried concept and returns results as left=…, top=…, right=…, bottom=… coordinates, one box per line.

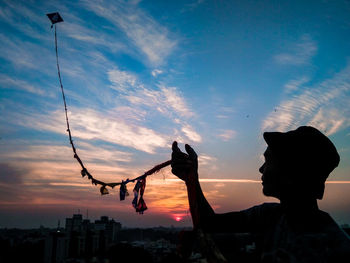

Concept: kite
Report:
left=47, top=12, right=63, bottom=28
left=47, top=12, right=171, bottom=214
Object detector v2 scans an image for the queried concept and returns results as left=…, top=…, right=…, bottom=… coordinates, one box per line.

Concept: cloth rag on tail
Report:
left=132, top=178, right=147, bottom=214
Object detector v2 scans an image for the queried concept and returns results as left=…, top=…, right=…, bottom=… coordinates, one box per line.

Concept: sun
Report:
left=175, top=216, right=182, bottom=222
left=172, top=213, right=185, bottom=222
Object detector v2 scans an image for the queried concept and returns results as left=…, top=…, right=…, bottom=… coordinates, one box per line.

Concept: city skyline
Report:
left=1, top=0, right=350, bottom=228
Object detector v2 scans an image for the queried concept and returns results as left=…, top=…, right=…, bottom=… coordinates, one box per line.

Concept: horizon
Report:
left=1, top=0, right=350, bottom=229
left=2, top=209, right=350, bottom=230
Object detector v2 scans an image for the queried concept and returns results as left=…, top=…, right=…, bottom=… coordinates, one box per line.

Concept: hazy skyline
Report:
left=1, top=0, right=350, bottom=228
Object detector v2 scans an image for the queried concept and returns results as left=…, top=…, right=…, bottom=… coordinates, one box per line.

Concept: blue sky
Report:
left=1, top=0, right=350, bottom=228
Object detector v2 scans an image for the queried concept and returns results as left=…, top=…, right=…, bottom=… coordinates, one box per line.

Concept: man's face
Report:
left=259, top=147, right=289, bottom=199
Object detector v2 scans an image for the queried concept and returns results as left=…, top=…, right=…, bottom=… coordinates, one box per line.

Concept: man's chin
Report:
left=262, top=185, right=277, bottom=197
left=262, top=188, right=270, bottom=196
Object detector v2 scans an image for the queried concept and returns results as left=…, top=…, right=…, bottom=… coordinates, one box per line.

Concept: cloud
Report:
left=198, top=154, right=217, bottom=166
left=262, top=62, right=350, bottom=135
left=181, top=124, right=202, bottom=142
left=108, top=69, right=137, bottom=91
left=164, top=178, right=350, bottom=184
left=284, top=76, right=310, bottom=94
left=1, top=143, right=132, bottom=165
left=151, top=69, right=163, bottom=77
left=109, top=106, right=147, bottom=122
left=166, top=178, right=261, bottom=183
left=108, top=69, right=195, bottom=118
left=0, top=140, right=145, bottom=208
left=83, top=0, right=177, bottom=66
left=0, top=163, right=24, bottom=185
left=3, top=73, right=200, bottom=156
left=11, top=108, right=169, bottom=153
left=0, top=1, right=49, bottom=41
left=107, top=69, right=200, bottom=143
left=0, top=75, right=51, bottom=97
left=145, top=180, right=189, bottom=214
left=62, top=19, right=127, bottom=54
left=181, top=0, right=205, bottom=13
left=0, top=162, right=29, bottom=205
left=274, top=34, right=317, bottom=65
left=218, top=129, right=237, bottom=141
left=309, top=108, right=346, bottom=135
left=0, top=33, right=51, bottom=70
left=160, top=86, right=194, bottom=118
left=216, top=106, right=235, bottom=119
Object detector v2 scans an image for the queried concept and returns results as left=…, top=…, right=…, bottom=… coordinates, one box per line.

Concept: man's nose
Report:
left=259, top=163, right=265, bottom=174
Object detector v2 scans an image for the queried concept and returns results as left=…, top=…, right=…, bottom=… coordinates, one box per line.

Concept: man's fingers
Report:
left=171, top=162, right=192, bottom=178
left=185, top=144, right=197, bottom=160
left=171, top=142, right=198, bottom=180
left=172, top=141, right=182, bottom=154
left=172, top=159, right=193, bottom=167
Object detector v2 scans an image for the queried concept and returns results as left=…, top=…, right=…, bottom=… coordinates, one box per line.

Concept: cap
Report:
left=263, top=126, right=340, bottom=198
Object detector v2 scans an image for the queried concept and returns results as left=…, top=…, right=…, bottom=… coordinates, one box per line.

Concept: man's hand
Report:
left=171, top=141, right=198, bottom=184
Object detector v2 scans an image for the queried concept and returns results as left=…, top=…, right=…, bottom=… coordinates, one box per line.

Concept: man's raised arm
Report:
left=171, top=141, right=249, bottom=232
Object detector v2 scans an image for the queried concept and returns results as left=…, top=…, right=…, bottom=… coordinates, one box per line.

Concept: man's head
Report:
left=259, top=126, right=340, bottom=200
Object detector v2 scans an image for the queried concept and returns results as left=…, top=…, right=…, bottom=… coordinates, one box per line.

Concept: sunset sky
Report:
left=1, top=0, right=350, bottom=229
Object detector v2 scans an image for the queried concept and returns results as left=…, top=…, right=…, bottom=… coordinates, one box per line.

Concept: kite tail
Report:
left=52, top=19, right=172, bottom=207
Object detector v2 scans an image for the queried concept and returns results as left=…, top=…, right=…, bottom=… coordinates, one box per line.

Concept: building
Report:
left=65, top=214, right=83, bottom=232
left=44, top=214, right=122, bottom=263
left=44, top=231, right=69, bottom=263
left=94, top=216, right=121, bottom=243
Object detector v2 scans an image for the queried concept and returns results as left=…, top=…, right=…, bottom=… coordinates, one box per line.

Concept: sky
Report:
left=1, top=0, right=350, bottom=229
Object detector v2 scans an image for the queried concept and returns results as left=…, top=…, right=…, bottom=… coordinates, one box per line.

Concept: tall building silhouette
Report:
left=44, top=214, right=121, bottom=263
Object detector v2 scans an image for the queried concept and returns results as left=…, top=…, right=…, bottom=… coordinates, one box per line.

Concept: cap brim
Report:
left=263, top=131, right=285, bottom=148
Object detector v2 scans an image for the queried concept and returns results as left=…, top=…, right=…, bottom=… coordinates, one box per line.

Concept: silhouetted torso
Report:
left=239, top=203, right=350, bottom=262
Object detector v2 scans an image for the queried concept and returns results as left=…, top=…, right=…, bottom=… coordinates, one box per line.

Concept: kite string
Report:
left=55, top=25, right=82, bottom=169
left=54, top=25, right=171, bottom=190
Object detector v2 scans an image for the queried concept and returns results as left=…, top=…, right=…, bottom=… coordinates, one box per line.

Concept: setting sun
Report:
left=172, top=214, right=185, bottom=222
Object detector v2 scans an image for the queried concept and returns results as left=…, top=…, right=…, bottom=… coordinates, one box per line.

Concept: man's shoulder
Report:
left=317, top=210, right=350, bottom=241
left=259, top=202, right=281, bottom=210
left=243, top=202, right=281, bottom=215
left=299, top=210, right=350, bottom=260
left=241, top=202, right=282, bottom=226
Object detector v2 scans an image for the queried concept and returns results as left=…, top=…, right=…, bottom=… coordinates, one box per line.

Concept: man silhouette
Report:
left=171, top=126, right=350, bottom=262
